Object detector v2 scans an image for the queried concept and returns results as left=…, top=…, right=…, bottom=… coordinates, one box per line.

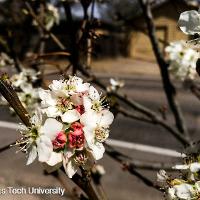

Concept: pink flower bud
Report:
left=68, top=129, right=85, bottom=149
left=52, top=131, right=67, bottom=149
left=71, top=122, right=83, bottom=131
left=75, top=105, right=85, bottom=114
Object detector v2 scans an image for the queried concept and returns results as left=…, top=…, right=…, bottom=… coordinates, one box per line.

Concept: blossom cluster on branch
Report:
left=157, top=8, right=200, bottom=200
left=15, top=76, right=114, bottom=178
left=157, top=153, right=200, bottom=200
left=165, top=41, right=199, bottom=81
left=1, top=68, right=40, bottom=113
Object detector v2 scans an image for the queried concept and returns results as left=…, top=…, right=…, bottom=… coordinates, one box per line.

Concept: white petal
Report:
left=49, top=80, right=64, bottom=91
left=20, top=83, right=33, bottom=94
left=41, top=118, right=63, bottom=140
left=70, top=94, right=83, bottom=106
left=190, top=162, right=200, bottom=173
left=61, top=109, right=80, bottom=123
left=89, top=86, right=100, bottom=100
left=168, top=188, right=176, bottom=200
left=178, top=10, right=200, bottom=35
left=45, top=106, right=61, bottom=118
left=39, top=89, right=57, bottom=106
left=110, top=78, right=118, bottom=86
left=83, top=96, right=92, bottom=111
left=46, top=152, right=62, bottom=166
left=83, top=127, right=95, bottom=146
left=64, top=159, right=78, bottom=178
left=26, top=145, right=37, bottom=165
left=80, top=110, right=98, bottom=128
left=77, top=83, right=90, bottom=93
left=98, top=110, right=114, bottom=128
left=31, top=109, right=43, bottom=125
left=174, top=184, right=194, bottom=199
left=36, top=135, right=53, bottom=162
left=195, top=181, right=200, bottom=192
left=90, top=142, right=105, bottom=160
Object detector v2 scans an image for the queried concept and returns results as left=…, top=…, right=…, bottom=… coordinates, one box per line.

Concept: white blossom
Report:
left=165, top=41, right=199, bottom=80
left=157, top=170, right=168, bottom=183
left=80, top=109, right=114, bottom=160
left=174, top=184, right=194, bottom=200
left=18, top=111, right=63, bottom=165
left=107, top=78, right=125, bottom=92
left=16, top=76, right=114, bottom=178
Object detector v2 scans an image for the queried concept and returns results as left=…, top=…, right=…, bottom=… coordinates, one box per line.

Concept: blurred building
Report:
left=127, top=0, right=198, bottom=61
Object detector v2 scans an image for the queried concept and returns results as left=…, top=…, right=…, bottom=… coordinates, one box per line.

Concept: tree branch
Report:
left=138, top=0, right=189, bottom=138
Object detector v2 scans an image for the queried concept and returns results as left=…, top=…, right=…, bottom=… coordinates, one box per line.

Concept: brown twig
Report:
left=138, top=0, right=189, bottom=140
left=24, top=1, right=66, bottom=50
left=105, top=144, right=176, bottom=171
left=0, top=76, right=30, bottom=126
left=77, top=65, right=191, bottom=146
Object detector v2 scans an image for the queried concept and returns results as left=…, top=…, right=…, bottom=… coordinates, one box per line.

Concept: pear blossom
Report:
left=9, top=69, right=41, bottom=114
left=92, top=164, right=106, bottom=176
left=174, top=184, right=194, bottom=199
left=107, top=78, right=125, bottom=92
left=11, top=68, right=39, bottom=88
left=167, top=187, right=176, bottom=200
left=80, top=109, right=114, bottom=160
left=165, top=41, right=199, bottom=80
left=83, top=86, right=107, bottom=112
left=157, top=170, right=169, bottom=183
left=17, top=111, right=63, bottom=165
left=45, top=3, right=60, bottom=30
left=39, top=77, right=90, bottom=120
left=159, top=159, right=200, bottom=199
left=15, top=76, right=114, bottom=178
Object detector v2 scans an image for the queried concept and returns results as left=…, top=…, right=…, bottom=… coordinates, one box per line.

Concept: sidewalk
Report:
left=91, top=57, right=160, bottom=77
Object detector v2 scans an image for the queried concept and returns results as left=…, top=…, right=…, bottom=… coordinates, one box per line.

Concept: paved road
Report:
left=0, top=72, right=197, bottom=199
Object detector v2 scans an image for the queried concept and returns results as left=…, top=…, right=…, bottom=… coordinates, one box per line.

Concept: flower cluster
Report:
left=157, top=153, right=200, bottom=200
left=16, top=76, right=114, bottom=178
left=165, top=41, right=199, bottom=81
left=9, top=69, right=40, bottom=114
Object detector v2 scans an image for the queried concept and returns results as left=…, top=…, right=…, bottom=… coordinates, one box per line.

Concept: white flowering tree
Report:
left=2, top=0, right=200, bottom=199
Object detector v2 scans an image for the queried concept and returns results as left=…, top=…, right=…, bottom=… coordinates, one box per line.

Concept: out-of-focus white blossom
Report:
left=33, top=3, right=60, bottom=30
left=45, top=4, right=60, bottom=30
left=107, top=78, right=125, bottom=92
left=92, top=164, right=106, bottom=176
left=8, top=69, right=41, bottom=114
left=157, top=170, right=168, bottom=183
left=11, top=68, right=39, bottom=87
left=174, top=184, right=194, bottom=200
left=165, top=41, right=199, bottom=80
left=159, top=158, right=200, bottom=199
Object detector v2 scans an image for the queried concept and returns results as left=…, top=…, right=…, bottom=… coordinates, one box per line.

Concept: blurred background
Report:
left=0, top=0, right=200, bottom=199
